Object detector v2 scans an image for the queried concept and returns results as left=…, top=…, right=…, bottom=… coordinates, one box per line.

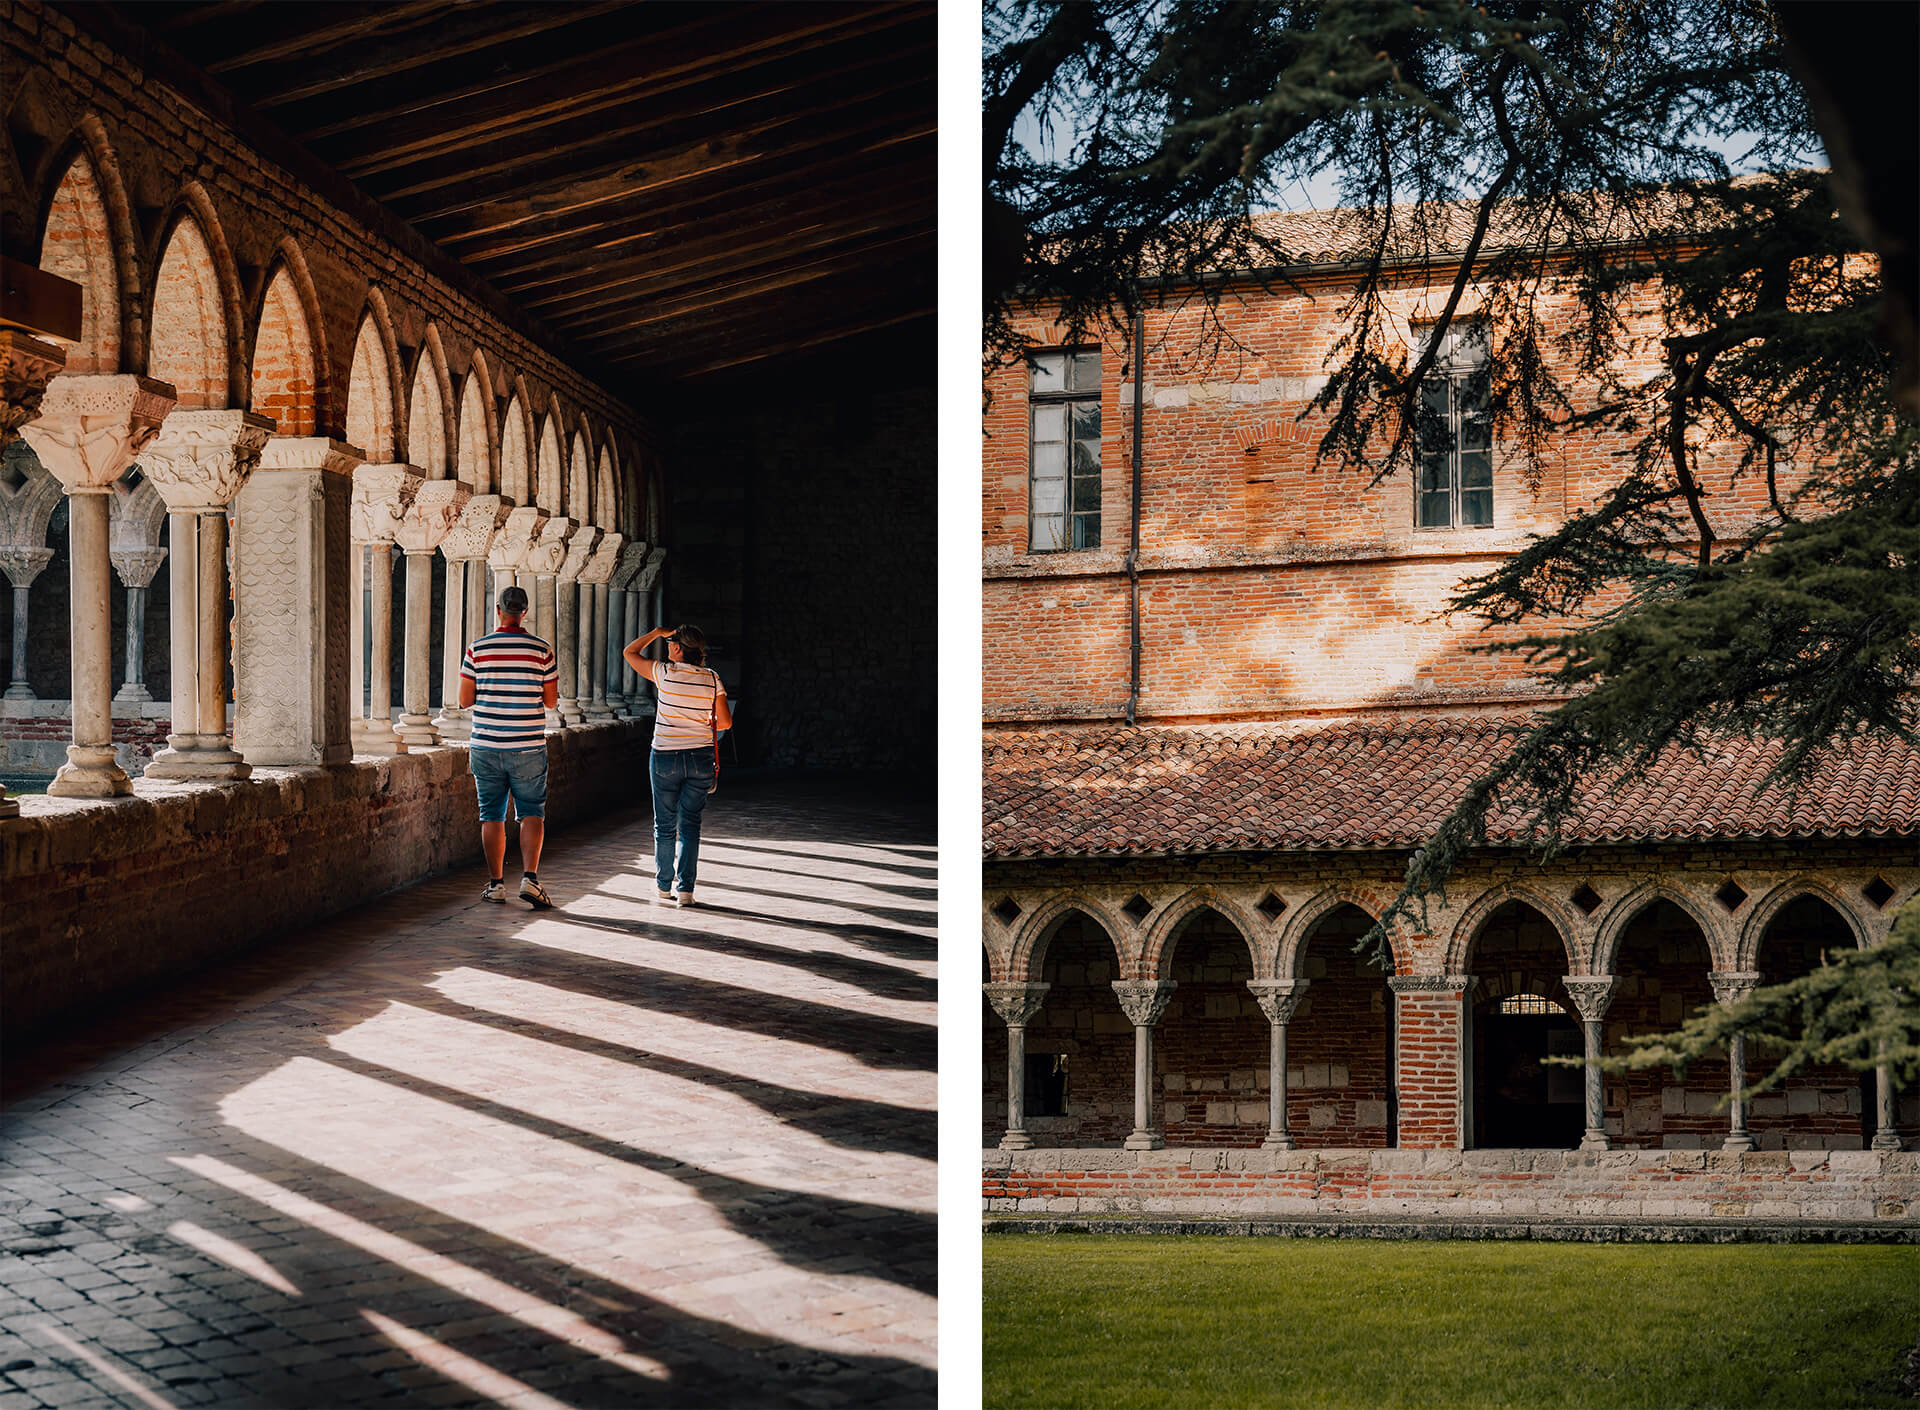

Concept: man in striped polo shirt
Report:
left=458, top=584, right=560, bottom=908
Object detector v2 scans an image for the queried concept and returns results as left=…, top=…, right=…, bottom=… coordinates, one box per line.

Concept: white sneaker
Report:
left=655, top=890, right=674, bottom=904
left=676, top=892, right=696, bottom=908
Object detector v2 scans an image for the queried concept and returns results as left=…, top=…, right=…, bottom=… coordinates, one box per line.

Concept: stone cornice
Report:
left=20, top=374, right=177, bottom=494
left=139, top=408, right=274, bottom=512
left=1387, top=974, right=1478, bottom=996
left=258, top=435, right=365, bottom=477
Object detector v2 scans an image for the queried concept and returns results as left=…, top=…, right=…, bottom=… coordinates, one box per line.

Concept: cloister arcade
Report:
left=2, top=127, right=670, bottom=804
left=984, top=863, right=1919, bottom=1156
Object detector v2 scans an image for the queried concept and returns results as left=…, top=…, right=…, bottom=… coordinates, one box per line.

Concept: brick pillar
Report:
left=1247, top=978, right=1308, bottom=1151
left=1563, top=975, right=1621, bottom=1151
left=1388, top=974, right=1476, bottom=1149
left=984, top=982, right=1050, bottom=1150
left=1111, top=979, right=1177, bottom=1150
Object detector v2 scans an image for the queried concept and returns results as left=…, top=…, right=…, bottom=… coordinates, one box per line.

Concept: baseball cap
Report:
left=498, top=585, right=529, bottom=613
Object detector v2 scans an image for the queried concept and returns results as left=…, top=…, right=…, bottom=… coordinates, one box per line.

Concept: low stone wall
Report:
left=984, top=1147, right=1920, bottom=1221
left=0, top=720, right=649, bottom=1044
left=2, top=698, right=172, bottom=778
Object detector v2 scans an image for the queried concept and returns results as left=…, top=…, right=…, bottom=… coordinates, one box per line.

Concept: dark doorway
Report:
left=1474, top=995, right=1585, bottom=1149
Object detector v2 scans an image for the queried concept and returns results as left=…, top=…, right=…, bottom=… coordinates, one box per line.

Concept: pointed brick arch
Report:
left=1445, top=883, right=1585, bottom=976
left=500, top=385, right=532, bottom=505
left=568, top=426, right=591, bottom=524
left=1738, top=878, right=1871, bottom=971
left=407, top=327, right=452, bottom=478
left=345, top=297, right=398, bottom=462
left=595, top=441, right=619, bottom=532
left=149, top=206, right=229, bottom=409
left=1008, top=895, right=1130, bottom=984
left=1594, top=881, right=1733, bottom=975
left=535, top=410, right=564, bottom=513
left=38, top=145, right=120, bottom=374
left=1141, top=887, right=1268, bottom=980
left=1276, top=884, right=1403, bottom=979
left=250, top=260, right=319, bottom=436
left=456, top=350, right=497, bottom=493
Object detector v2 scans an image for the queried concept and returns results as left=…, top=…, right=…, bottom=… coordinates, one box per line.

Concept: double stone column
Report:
left=433, top=494, right=509, bottom=742
left=526, top=517, right=575, bottom=730
left=392, top=480, right=467, bottom=750
left=349, top=465, right=422, bottom=755
left=582, top=532, right=624, bottom=721
left=20, top=374, right=179, bottom=797
left=555, top=525, right=600, bottom=726
left=1246, top=978, right=1309, bottom=1151
left=139, top=409, right=274, bottom=782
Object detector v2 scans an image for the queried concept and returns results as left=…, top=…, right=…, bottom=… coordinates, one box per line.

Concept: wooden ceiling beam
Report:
left=187, top=1, right=450, bottom=71
left=657, top=306, right=935, bottom=380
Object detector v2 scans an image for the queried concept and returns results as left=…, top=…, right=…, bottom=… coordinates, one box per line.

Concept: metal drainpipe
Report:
left=1126, top=307, right=1145, bottom=728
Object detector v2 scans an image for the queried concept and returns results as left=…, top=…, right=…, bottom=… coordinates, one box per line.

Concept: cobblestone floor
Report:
left=1, top=778, right=937, bottom=1408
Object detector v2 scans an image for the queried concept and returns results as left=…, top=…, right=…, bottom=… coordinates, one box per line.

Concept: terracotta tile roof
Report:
left=982, top=717, right=1920, bottom=858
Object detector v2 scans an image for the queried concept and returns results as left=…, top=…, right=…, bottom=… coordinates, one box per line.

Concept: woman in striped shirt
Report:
left=624, top=623, right=732, bottom=906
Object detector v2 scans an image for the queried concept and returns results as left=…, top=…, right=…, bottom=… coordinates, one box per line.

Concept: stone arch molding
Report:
left=1006, top=893, right=1132, bottom=984
left=456, top=350, right=497, bottom=493
left=1140, top=887, right=1269, bottom=980
left=1275, top=884, right=1402, bottom=979
left=1592, top=879, right=1737, bottom=976
left=38, top=142, right=121, bottom=374
left=1736, top=877, right=1873, bottom=972
left=345, top=290, right=401, bottom=462
left=1442, top=881, right=1587, bottom=977
left=407, top=326, right=454, bottom=478
left=33, top=115, right=143, bottom=373
left=250, top=247, right=325, bottom=437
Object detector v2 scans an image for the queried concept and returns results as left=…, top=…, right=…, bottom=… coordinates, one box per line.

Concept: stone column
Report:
left=484, top=505, right=546, bottom=614
left=108, top=471, right=167, bottom=705
left=609, top=539, right=651, bottom=714
left=1873, top=1054, right=1902, bottom=1151
left=136, top=410, right=273, bottom=780
left=1562, top=975, right=1621, bottom=1151
left=529, top=517, right=576, bottom=728
left=984, top=982, right=1051, bottom=1151
left=554, top=525, right=597, bottom=726
left=604, top=587, right=626, bottom=713
left=1709, top=971, right=1761, bottom=1152
left=1246, top=979, right=1309, bottom=1151
left=232, top=437, right=361, bottom=766
left=631, top=547, right=667, bottom=718
left=392, top=479, right=466, bottom=749
left=349, top=464, right=423, bottom=755
left=0, top=548, right=52, bottom=699
left=1111, top=979, right=1177, bottom=1151
left=21, top=374, right=177, bottom=797
left=0, top=329, right=70, bottom=815
left=433, top=493, right=507, bottom=741
left=583, top=532, right=623, bottom=722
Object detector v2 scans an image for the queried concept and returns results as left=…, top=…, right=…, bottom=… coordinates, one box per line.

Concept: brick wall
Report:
left=0, top=721, right=649, bottom=1044
left=668, top=341, right=936, bottom=777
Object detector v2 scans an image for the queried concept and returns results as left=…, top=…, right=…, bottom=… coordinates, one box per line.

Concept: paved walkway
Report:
left=0, top=779, right=937, bottom=1408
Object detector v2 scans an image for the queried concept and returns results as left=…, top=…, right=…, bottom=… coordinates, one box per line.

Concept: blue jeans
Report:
left=471, top=746, right=548, bottom=822
left=650, top=747, right=714, bottom=894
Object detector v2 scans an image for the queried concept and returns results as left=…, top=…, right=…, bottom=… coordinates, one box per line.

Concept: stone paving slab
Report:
left=986, top=1214, right=1920, bottom=1243
left=2, top=778, right=936, bottom=1407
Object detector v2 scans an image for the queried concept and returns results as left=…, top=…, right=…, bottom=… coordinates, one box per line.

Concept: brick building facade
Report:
left=981, top=213, right=1919, bottom=1218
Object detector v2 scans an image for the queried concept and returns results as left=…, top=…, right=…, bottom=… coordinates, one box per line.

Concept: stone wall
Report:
left=0, top=720, right=648, bottom=1044
left=984, top=1147, right=1920, bottom=1221
left=668, top=337, right=936, bottom=777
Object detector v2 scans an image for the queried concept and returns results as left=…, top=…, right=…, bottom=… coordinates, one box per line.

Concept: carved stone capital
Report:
left=609, top=539, right=652, bottom=591
left=1246, top=978, right=1310, bottom=1025
left=393, top=478, right=468, bottom=555
left=0, top=448, right=64, bottom=550
left=1111, top=979, right=1177, bottom=1028
left=984, top=981, right=1051, bottom=1028
left=0, top=328, right=68, bottom=445
left=110, top=546, right=168, bottom=589
left=527, top=515, right=577, bottom=577
left=1562, top=975, right=1621, bottom=1024
left=1387, top=974, right=1478, bottom=997
left=138, top=408, right=273, bottom=511
left=631, top=544, right=667, bottom=595
left=259, top=435, right=364, bottom=478
left=440, top=492, right=509, bottom=562
left=351, top=463, right=425, bottom=544
left=486, top=505, right=548, bottom=573
left=557, top=524, right=601, bottom=582
left=20, top=374, right=176, bottom=493
left=1710, top=971, right=1763, bottom=1007
left=581, top=531, right=624, bottom=585
left=0, top=545, right=54, bottom=589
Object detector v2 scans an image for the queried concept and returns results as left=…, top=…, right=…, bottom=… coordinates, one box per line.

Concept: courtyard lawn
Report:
left=984, top=1235, right=1920, bottom=1409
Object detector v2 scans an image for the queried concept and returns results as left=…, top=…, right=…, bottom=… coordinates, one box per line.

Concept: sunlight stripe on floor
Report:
left=166, top=1220, right=301, bottom=1296
left=363, top=1309, right=575, bottom=1410
left=34, top=1324, right=176, bottom=1410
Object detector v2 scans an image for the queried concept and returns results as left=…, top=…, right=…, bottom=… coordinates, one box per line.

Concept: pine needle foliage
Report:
left=987, top=0, right=1920, bottom=1078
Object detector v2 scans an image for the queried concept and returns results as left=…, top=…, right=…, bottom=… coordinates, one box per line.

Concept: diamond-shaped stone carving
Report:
left=1570, top=883, right=1603, bottom=916
left=991, top=896, right=1021, bottom=927
left=1863, top=876, right=1896, bottom=909
left=1714, top=880, right=1748, bottom=913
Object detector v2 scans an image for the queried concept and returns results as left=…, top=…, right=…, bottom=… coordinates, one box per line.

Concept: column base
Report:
left=394, top=715, right=440, bottom=749
left=0, top=790, right=17, bottom=818
left=4, top=683, right=35, bottom=701
left=558, top=701, right=584, bottom=726
left=1579, top=1130, right=1611, bottom=1152
left=146, top=744, right=252, bottom=780
left=1871, top=1130, right=1904, bottom=1151
left=47, top=745, right=133, bottom=798
left=1260, top=1133, right=1295, bottom=1152
left=999, top=1131, right=1035, bottom=1151
left=1122, top=1131, right=1164, bottom=1151
left=585, top=702, right=616, bottom=722
left=352, top=721, right=406, bottom=756
left=544, top=708, right=563, bottom=731
left=113, top=684, right=152, bottom=705
left=1722, top=1132, right=1755, bottom=1152
left=433, top=708, right=472, bottom=742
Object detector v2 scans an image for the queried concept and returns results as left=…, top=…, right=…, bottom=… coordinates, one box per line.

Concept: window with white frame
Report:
left=1415, top=322, right=1492, bottom=528
left=1028, top=349, right=1101, bottom=551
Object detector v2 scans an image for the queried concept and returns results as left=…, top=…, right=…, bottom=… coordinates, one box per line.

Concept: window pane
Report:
left=1072, top=513, right=1100, bottom=549
left=1033, top=404, right=1066, bottom=441
left=1030, top=354, right=1065, bottom=393
left=1032, top=477, right=1067, bottom=513
left=1459, top=450, right=1492, bottom=488
left=1419, top=490, right=1452, bottom=527
left=1073, top=401, right=1101, bottom=438
left=1033, top=441, right=1066, bottom=478
left=1459, top=412, right=1490, bottom=452
left=1461, top=487, right=1494, bottom=525
left=1031, top=513, right=1065, bottom=551
left=1072, top=475, right=1101, bottom=512
left=1417, top=379, right=1451, bottom=451
left=1419, top=453, right=1451, bottom=493
left=1071, top=351, right=1101, bottom=391
left=1071, top=439, right=1100, bottom=475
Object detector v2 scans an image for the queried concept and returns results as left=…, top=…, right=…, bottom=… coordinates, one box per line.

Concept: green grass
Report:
left=984, top=1236, right=1920, bottom=1409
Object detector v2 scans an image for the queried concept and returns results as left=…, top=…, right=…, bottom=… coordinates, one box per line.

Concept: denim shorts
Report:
left=470, top=746, right=548, bottom=822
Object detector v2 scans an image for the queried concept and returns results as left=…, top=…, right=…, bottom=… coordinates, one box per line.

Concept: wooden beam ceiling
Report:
left=93, top=1, right=936, bottom=388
